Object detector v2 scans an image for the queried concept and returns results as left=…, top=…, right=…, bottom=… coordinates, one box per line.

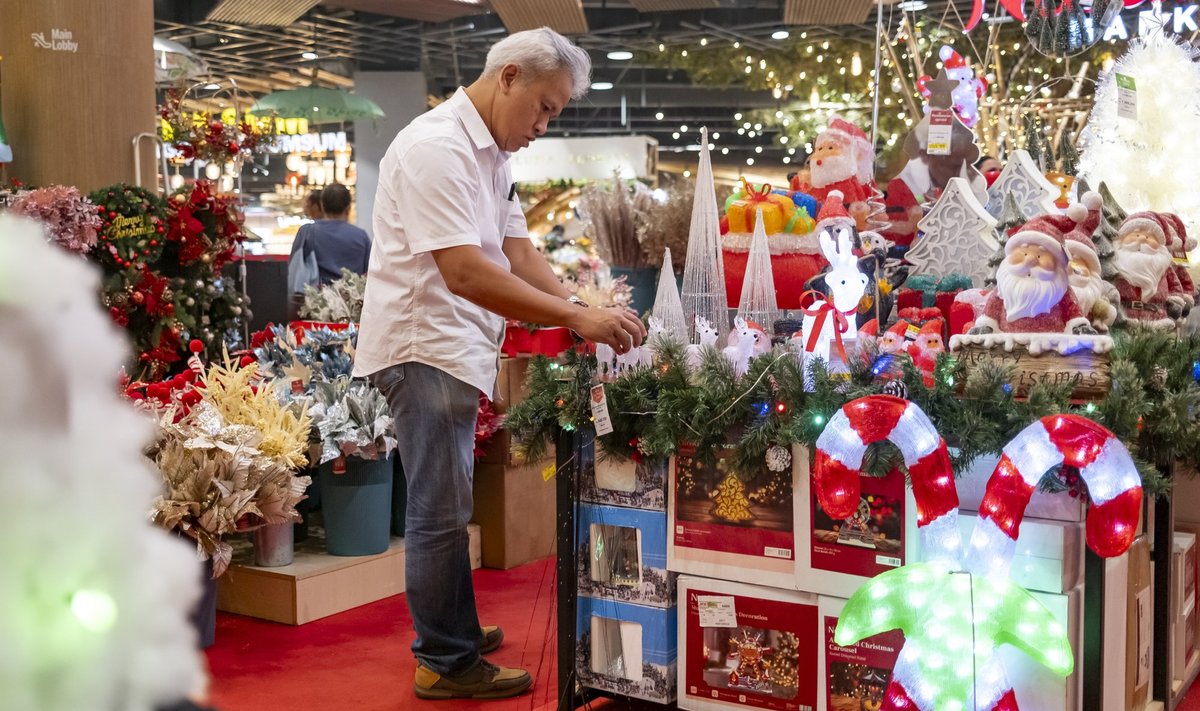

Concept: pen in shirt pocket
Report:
left=507, top=182, right=516, bottom=202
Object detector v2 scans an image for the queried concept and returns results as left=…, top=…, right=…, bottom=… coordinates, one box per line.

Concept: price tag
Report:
left=590, top=384, right=614, bottom=436
left=927, top=108, right=954, bottom=156
left=696, top=595, right=738, bottom=628
left=1116, top=73, right=1137, bottom=120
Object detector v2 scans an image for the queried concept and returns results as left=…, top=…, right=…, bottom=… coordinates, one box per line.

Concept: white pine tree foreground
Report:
left=651, top=247, right=688, bottom=344
left=680, top=127, right=730, bottom=342
left=736, top=208, right=782, bottom=333
left=0, top=214, right=204, bottom=711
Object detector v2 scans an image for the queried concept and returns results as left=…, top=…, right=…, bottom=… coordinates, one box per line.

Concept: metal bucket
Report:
left=253, top=522, right=295, bottom=567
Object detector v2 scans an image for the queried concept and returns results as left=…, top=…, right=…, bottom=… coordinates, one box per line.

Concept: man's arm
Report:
left=503, top=237, right=572, bottom=299
left=432, top=245, right=646, bottom=351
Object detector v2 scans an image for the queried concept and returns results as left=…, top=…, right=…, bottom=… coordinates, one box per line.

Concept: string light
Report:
left=655, top=111, right=664, bottom=120
left=851, top=52, right=863, bottom=76
left=700, top=37, right=708, bottom=46
left=746, top=157, right=755, bottom=165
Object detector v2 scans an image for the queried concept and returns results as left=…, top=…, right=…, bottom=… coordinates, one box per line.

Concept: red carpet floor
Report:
left=205, top=556, right=1200, bottom=711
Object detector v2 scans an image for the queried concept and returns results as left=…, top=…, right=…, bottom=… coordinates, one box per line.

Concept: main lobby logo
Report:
left=31, top=28, right=78, bottom=53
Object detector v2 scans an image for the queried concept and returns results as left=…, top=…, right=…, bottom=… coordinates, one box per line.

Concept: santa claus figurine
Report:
left=1112, top=212, right=1181, bottom=329
left=970, top=208, right=1098, bottom=336
left=907, top=319, right=945, bottom=386
left=1163, top=213, right=1196, bottom=317
left=1063, top=192, right=1119, bottom=332
left=877, top=320, right=913, bottom=354
left=809, top=115, right=876, bottom=229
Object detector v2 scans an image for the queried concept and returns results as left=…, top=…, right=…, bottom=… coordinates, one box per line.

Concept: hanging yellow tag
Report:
left=542, top=463, right=557, bottom=481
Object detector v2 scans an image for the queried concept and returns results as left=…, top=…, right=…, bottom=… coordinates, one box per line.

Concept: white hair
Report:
left=483, top=27, right=592, bottom=99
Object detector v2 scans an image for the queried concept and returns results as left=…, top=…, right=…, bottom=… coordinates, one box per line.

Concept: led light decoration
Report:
left=823, top=398, right=1143, bottom=710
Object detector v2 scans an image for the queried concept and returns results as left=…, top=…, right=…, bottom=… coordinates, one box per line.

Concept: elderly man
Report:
left=353, top=28, right=646, bottom=700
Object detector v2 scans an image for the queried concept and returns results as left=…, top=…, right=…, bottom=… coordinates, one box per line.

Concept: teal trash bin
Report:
left=319, top=453, right=394, bottom=556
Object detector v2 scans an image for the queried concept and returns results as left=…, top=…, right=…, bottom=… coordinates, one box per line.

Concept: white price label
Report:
left=764, top=546, right=793, bottom=559
left=927, top=109, right=954, bottom=156
left=590, top=384, right=614, bottom=436
left=877, top=554, right=902, bottom=567
left=697, top=595, right=738, bottom=628
left=1117, top=73, right=1137, bottom=120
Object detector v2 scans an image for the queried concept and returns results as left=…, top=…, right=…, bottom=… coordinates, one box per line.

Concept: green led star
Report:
left=834, top=563, right=1073, bottom=710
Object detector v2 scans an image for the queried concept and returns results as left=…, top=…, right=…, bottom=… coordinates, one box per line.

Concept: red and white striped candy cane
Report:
left=966, top=414, right=1143, bottom=578
left=814, top=395, right=961, bottom=566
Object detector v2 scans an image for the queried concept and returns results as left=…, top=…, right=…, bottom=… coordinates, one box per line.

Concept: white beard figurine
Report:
left=1112, top=212, right=1180, bottom=329
left=1068, top=260, right=1118, bottom=332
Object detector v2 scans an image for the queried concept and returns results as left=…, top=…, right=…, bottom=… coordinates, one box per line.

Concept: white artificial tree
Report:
left=651, top=248, right=688, bottom=343
left=681, top=127, right=730, bottom=342
left=907, top=177, right=1000, bottom=287
left=735, top=208, right=782, bottom=332
left=0, top=214, right=204, bottom=711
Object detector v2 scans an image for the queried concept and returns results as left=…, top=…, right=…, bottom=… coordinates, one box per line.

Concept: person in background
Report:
left=976, top=155, right=1002, bottom=187
left=304, top=189, right=324, bottom=220
left=290, top=183, right=372, bottom=286
left=353, top=27, right=645, bottom=701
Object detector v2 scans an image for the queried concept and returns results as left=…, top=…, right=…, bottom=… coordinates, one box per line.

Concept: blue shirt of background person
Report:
left=290, top=182, right=372, bottom=284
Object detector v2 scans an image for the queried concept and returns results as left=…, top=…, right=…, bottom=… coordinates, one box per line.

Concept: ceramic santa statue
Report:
left=875, top=319, right=913, bottom=354
left=1112, top=212, right=1180, bottom=329
left=1163, top=213, right=1196, bottom=317
left=969, top=209, right=1098, bottom=336
left=1063, top=192, right=1119, bottom=332
left=809, top=116, right=876, bottom=229
left=907, top=319, right=946, bottom=386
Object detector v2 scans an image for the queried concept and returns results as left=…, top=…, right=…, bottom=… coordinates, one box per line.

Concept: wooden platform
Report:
left=216, top=524, right=482, bottom=625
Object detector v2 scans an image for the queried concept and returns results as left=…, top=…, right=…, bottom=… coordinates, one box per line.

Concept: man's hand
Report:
left=569, top=307, right=647, bottom=353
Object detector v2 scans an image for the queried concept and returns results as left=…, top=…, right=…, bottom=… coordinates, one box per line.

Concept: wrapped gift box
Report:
left=795, top=453, right=918, bottom=597
left=668, top=444, right=802, bottom=591
left=677, top=576, right=819, bottom=711
left=816, top=596, right=904, bottom=711
left=576, top=596, right=677, bottom=704
left=580, top=428, right=668, bottom=511
left=907, top=509, right=1084, bottom=594
left=577, top=503, right=675, bottom=608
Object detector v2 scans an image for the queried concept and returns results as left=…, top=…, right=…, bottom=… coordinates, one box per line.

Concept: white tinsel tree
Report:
left=736, top=208, right=781, bottom=332
left=681, top=127, right=730, bottom=342
left=1080, top=33, right=1200, bottom=230
left=0, top=214, right=204, bottom=711
left=652, top=248, right=688, bottom=343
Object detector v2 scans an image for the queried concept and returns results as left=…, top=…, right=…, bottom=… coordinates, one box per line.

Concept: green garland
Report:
left=506, top=329, right=1200, bottom=496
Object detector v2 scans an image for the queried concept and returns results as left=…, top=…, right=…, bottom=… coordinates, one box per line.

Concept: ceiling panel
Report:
left=320, top=0, right=492, bottom=23
left=628, top=0, right=720, bottom=11
left=206, top=0, right=322, bottom=26
left=489, top=0, right=588, bottom=34
left=783, top=0, right=875, bottom=26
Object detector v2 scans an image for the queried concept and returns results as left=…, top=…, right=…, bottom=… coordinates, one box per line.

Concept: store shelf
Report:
left=1171, top=654, right=1200, bottom=710
left=216, top=524, right=481, bottom=625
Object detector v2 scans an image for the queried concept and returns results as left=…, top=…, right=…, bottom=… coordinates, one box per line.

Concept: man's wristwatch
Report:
left=567, top=295, right=589, bottom=308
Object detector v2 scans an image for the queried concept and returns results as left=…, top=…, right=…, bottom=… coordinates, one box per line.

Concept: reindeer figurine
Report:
left=685, top=315, right=719, bottom=371
left=722, top=316, right=757, bottom=377
left=798, top=226, right=869, bottom=365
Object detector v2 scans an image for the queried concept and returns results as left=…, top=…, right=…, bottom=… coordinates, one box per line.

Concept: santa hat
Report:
left=1118, top=211, right=1168, bottom=246
left=1007, top=213, right=1077, bottom=262
left=1164, top=212, right=1196, bottom=252
left=940, top=46, right=968, bottom=73
left=884, top=320, right=913, bottom=342
left=859, top=319, right=880, bottom=337
left=816, top=191, right=853, bottom=231
left=1062, top=191, right=1103, bottom=266
left=919, top=319, right=944, bottom=337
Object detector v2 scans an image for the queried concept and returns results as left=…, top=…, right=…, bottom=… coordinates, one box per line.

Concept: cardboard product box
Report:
left=954, top=452, right=1085, bottom=522
left=668, top=444, right=803, bottom=592
left=1002, top=585, right=1083, bottom=711
left=493, top=356, right=532, bottom=413
left=1174, top=595, right=1197, bottom=681
left=1174, top=531, right=1197, bottom=619
left=470, top=433, right=555, bottom=569
left=795, top=455, right=918, bottom=598
left=677, top=576, right=819, bottom=711
left=1103, top=547, right=1131, bottom=711
left=816, top=596, right=904, bottom=711
left=1127, top=536, right=1153, bottom=711
left=576, top=595, right=677, bottom=704
left=577, top=503, right=675, bottom=608
left=580, top=428, right=668, bottom=511
left=906, top=509, right=1084, bottom=594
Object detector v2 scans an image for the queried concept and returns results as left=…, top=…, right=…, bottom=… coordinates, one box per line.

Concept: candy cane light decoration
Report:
left=966, top=414, right=1143, bottom=577
left=822, top=397, right=1143, bottom=711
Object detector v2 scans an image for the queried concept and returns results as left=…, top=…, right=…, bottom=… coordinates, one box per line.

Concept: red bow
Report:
left=800, top=289, right=854, bottom=364
left=740, top=178, right=774, bottom=202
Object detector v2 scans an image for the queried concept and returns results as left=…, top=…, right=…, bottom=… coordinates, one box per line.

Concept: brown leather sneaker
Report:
left=413, top=660, right=532, bottom=700
left=479, top=625, right=504, bottom=654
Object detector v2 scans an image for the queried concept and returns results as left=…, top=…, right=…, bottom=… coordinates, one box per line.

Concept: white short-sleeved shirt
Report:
left=352, top=88, right=529, bottom=395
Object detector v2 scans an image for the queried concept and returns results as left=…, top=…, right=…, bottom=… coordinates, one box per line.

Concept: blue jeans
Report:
left=370, top=362, right=484, bottom=676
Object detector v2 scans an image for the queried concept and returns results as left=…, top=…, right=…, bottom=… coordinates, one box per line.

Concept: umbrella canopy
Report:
left=251, top=86, right=385, bottom=124
left=153, top=36, right=208, bottom=85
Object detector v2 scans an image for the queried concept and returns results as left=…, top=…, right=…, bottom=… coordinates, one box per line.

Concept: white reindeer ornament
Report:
left=722, top=316, right=758, bottom=377
left=685, top=315, right=719, bottom=371
left=799, top=226, right=868, bottom=365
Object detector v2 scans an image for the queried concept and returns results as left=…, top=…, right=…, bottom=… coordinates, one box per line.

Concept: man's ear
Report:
left=500, top=64, right=521, bottom=93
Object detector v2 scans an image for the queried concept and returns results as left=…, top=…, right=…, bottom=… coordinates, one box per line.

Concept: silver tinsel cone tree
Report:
left=680, top=127, right=730, bottom=342
left=736, top=208, right=781, bottom=332
left=652, top=248, right=688, bottom=343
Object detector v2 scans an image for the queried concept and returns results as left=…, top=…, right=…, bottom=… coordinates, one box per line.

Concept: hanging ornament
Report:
left=1151, top=364, right=1169, bottom=391
left=881, top=378, right=908, bottom=400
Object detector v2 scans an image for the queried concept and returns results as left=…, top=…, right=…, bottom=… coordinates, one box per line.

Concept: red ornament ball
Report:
left=189, top=339, right=205, bottom=354
left=109, top=211, right=117, bottom=219
left=239, top=355, right=255, bottom=368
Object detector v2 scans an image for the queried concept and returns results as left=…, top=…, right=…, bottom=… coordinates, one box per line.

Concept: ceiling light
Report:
left=898, top=0, right=927, bottom=9
left=684, top=170, right=692, bottom=177
left=655, top=111, right=664, bottom=120
left=734, top=112, right=742, bottom=120
left=680, top=124, right=688, bottom=132
left=746, top=158, right=755, bottom=165
left=754, top=146, right=763, bottom=153
left=700, top=37, right=708, bottom=46
left=672, top=131, right=680, bottom=139
left=772, top=30, right=790, bottom=40
left=783, top=156, right=791, bottom=164
left=591, top=81, right=613, bottom=90
left=712, top=132, right=720, bottom=139
left=607, top=50, right=633, bottom=60
left=302, top=51, right=318, bottom=60
left=721, top=148, right=729, bottom=154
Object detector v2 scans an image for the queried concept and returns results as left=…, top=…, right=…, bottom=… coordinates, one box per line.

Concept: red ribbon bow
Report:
left=799, top=289, right=854, bottom=364
left=741, top=178, right=774, bottom=202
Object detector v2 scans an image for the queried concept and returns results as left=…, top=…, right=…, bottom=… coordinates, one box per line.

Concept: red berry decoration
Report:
left=109, top=211, right=117, bottom=219
left=239, top=355, right=255, bottom=368
left=189, top=339, right=205, bottom=354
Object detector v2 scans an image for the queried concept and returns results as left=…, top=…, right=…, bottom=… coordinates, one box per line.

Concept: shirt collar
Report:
left=450, top=87, right=505, bottom=158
